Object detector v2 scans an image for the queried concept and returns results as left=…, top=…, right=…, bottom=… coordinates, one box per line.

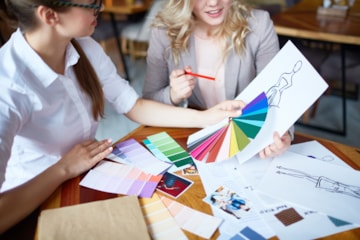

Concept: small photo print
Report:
left=182, top=163, right=199, bottom=175
left=204, top=185, right=251, bottom=219
left=156, top=172, right=193, bottom=198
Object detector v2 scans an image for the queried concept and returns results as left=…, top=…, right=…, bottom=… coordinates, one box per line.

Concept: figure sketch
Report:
left=276, top=166, right=360, bottom=199
left=266, top=60, right=302, bottom=108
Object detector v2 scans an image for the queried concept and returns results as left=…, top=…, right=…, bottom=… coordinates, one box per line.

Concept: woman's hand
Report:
left=0, top=139, right=113, bottom=234
left=201, top=100, right=246, bottom=127
left=259, top=131, right=291, bottom=159
left=54, top=139, right=113, bottom=179
left=169, top=66, right=195, bottom=105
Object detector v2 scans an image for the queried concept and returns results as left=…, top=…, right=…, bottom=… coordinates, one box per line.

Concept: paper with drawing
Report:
left=257, top=151, right=360, bottom=225
left=187, top=41, right=328, bottom=164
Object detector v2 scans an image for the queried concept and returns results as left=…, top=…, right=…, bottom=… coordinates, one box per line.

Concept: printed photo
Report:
left=156, top=172, right=193, bottom=198
left=204, top=185, right=251, bottom=219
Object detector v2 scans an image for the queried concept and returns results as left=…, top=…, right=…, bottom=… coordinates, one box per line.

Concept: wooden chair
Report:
left=300, top=44, right=360, bottom=123
left=296, top=40, right=335, bottom=123
left=120, top=0, right=163, bottom=60
left=319, top=45, right=360, bottom=99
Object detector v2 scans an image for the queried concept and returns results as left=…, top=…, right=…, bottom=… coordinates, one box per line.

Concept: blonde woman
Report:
left=143, top=0, right=292, bottom=159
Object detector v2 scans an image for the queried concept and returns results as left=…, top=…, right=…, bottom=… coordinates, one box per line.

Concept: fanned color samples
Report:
left=188, top=92, right=268, bottom=163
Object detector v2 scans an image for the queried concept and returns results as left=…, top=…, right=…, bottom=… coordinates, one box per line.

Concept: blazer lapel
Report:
left=180, top=35, right=207, bottom=108
left=225, top=49, right=241, bottom=100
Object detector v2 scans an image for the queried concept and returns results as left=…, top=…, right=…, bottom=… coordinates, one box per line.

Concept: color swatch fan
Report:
left=187, top=92, right=268, bottom=163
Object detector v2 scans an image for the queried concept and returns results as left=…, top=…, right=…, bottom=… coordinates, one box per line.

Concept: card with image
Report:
left=204, top=185, right=252, bottom=220
left=182, top=163, right=199, bottom=175
left=156, top=172, right=193, bottom=198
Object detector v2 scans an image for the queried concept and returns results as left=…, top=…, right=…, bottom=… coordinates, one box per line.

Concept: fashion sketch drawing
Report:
left=266, top=60, right=303, bottom=108
left=276, top=166, right=360, bottom=199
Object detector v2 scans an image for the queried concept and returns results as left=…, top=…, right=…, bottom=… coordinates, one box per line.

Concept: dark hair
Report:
left=1, top=1, right=17, bottom=33
left=71, top=39, right=105, bottom=120
left=0, top=1, right=6, bottom=11
left=1, top=0, right=105, bottom=120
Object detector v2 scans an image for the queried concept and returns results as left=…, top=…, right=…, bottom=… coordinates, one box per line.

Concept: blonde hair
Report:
left=152, top=0, right=252, bottom=64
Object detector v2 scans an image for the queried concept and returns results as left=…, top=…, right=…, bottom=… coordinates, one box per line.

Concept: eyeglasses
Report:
left=52, top=0, right=103, bottom=16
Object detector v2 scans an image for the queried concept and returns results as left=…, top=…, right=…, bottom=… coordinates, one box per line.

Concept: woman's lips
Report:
left=206, top=8, right=223, bottom=18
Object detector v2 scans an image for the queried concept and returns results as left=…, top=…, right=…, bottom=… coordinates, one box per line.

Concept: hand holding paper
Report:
left=187, top=41, right=328, bottom=164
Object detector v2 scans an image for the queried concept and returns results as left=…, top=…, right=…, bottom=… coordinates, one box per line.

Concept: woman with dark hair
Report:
left=0, top=0, right=245, bottom=233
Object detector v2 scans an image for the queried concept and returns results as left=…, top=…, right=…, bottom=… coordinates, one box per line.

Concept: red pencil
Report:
left=184, top=71, right=215, bottom=81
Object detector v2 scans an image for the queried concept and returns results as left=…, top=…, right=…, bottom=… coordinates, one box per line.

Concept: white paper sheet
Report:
left=240, top=141, right=352, bottom=192
left=187, top=41, right=329, bottom=164
left=159, top=195, right=223, bottom=239
left=257, top=151, right=360, bottom=225
left=194, top=159, right=275, bottom=239
left=257, top=202, right=358, bottom=240
left=238, top=142, right=358, bottom=240
left=289, top=140, right=350, bottom=168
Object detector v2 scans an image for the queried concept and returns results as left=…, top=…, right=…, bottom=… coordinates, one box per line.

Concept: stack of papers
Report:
left=256, top=145, right=360, bottom=238
left=140, top=193, right=222, bottom=239
left=197, top=140, right=360, bottom=239
left=77, top=134, right=223, bottom=238
left=185, top=41, right=359, bottom=239
left=53, top=41, right=359, bottom=239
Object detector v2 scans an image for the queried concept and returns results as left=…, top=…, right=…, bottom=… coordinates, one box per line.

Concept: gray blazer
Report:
left=143, top=9, right=280, bottom=109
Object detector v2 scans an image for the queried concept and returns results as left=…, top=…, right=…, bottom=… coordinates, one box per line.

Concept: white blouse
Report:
left=195, top=35, right=226, bottom=108
left=0, top=29, right=139, bottom=192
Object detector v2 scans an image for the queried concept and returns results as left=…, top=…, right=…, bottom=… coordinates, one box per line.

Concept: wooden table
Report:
left=2, top=126, right=360, bottom=240
left=272, top=0, right=360, bottom=45
left=99, top=2, right=151, bottom=80
left=271, top=0, right=360, bottom=136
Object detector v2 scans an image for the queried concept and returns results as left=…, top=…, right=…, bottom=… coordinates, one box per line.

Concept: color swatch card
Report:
left=107, top=138, right=172, bottom=175
left=188, top=41, right=328, bottom=164
left=139, top=193, right=188, bottom=240
left=80, top=160, right=162, bottom=198
left=187, top=92, right=268, bottom=163
left=144, top=132, right=194, bottom=171
left=159, top=195, right=223, bottom=239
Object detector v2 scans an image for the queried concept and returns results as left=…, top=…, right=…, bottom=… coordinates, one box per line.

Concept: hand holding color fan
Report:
left=187, top=92, right=268, bottom=163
